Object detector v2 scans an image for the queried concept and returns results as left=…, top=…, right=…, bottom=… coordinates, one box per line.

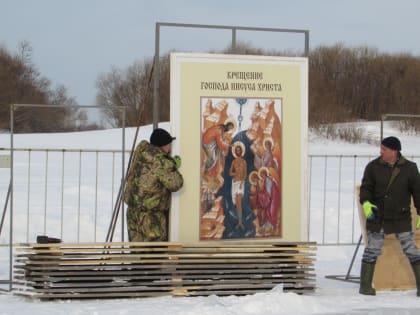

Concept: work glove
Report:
left=362, top=201, right=377, bottom=221
left=416, top=216, right=420, bottom=230
left=173, top=155, right=181, bottom=169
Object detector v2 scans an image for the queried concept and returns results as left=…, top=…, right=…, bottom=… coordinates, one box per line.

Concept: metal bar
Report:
left=308, top=154, right=375, bottom=158
left=121, top=108, right=126, bottom=242
left=153, top=23, right=160, bottom=129
left=322, top=156, right=328, bottom=244
left=106, top=183, right=123, bottom=241
left=94, top=152, right=99, bottom=242
left=0, top=148, right=383, bottom=158
left=345, top=234, right=363, bottom=280
left=307, top=156, right=313, bottom=241
left=0, top=181, right=10, bottom=237
left=9, top=104, right=14, bottom=291
left=304, top=30, right=310, bottom=56
left=383, top=113, right=420, bottom=118
left=380, top=114, right=386, bottom=140
left=60, top=150, right=65, bottom=240
left=111, top=152, right=115, bottom=215
left=337, top=156, right=342, bottom=243
left=43, top=150, right=49, bottom=234
left=0, top=147, right=129, bottom=154
left=231, top=28, right=236, bottom=50
left=12, top=103, right=126, bottom=110
left=157, top=22, right=309, bottom=35
left=77, top=150, right=82, bottom=242
left=26, top=151, right=31, bottom=242
left=352, top=156, right=357, bottom=243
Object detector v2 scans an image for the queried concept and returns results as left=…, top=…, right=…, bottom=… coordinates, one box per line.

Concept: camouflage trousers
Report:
left=362, top=229, right=420, bottom=264
left=126, top=207, right=168, bottom=242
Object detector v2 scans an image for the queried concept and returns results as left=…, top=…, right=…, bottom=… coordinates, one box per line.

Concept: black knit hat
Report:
left=150, top=128, right=176, bottom=147
left=381, top=136, right=401, bottom=151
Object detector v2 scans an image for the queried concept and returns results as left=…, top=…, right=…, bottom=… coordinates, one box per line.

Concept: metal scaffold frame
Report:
left=152, top=22, right=309, bottom=128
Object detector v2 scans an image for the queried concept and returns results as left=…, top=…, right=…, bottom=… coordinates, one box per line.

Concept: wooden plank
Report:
left=14, top=267, right=314, bottom=277
left=14, top=262, right=313, bottom=273
left=16, top=276, right=315, bottom=289
left=15, top=269, right=315, bottom=282
left=15, top=252, right=314, bottom=262
left=16, top=241, right=316, bottom=249
left=16, top=279, right=314, bottom=293
left=16, top=257, right=315, bottom=266
left=14, top=241, right=316, bottom=299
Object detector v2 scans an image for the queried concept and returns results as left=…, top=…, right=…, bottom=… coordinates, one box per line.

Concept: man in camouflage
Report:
left=124, top=128, right=183, bottom=241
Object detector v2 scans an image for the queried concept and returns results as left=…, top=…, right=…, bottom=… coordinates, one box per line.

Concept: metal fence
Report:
left=1, top=147, right=420, bottom=246
left=0, top=147, right=129, bottom=244
left=308, top=154, right=420, bottom=245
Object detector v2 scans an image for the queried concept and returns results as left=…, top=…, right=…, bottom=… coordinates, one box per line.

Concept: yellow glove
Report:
left=362, top=201, right=377, bottom=221
left=416, top=216, right=420, bottom=230
left=173, top=155, right=181, bottom=169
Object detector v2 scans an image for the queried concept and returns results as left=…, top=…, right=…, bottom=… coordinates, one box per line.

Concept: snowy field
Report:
left=1, top=121, right=420, bottom=314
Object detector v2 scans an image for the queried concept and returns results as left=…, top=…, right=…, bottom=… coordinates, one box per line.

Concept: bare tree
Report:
left=96, top=58, right=155, bottom=128
left=96, top=42, right=420, bottom=132
left=0, top=42, right=80, bottom=132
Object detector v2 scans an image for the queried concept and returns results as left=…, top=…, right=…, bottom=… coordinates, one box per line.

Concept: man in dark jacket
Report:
left=359, top=136, right=420, bottom=296
left=124, top=128, right=183, bottom=242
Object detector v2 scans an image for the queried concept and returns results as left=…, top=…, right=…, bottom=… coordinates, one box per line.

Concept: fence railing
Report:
left=1, top=147, right=419, bottom=246
left=308, top=154, right=420, bottom=245
left=0, top=147, right=129, bottom=244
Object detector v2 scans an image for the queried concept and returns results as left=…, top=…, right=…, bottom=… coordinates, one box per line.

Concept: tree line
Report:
left=96, top=42, right=420, bottom=132
left=0, top=42, right=97, bottom=133
left=2, top=41, right=420, bottom=133
left=309, top=43, right=420, bottom=129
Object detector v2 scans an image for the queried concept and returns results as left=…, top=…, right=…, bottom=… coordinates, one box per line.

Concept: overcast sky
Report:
left=1, top=0, right=420, bottom=105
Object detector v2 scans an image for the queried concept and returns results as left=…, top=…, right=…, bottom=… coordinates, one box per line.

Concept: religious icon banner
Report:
left=170, top=53, right=308, bottom=242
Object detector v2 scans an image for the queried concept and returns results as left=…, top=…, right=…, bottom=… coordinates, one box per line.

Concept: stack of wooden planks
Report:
left=13, top=241, right=316, bottom=299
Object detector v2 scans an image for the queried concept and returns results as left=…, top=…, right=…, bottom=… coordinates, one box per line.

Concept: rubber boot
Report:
left=411, top=262, right=420, bottom=297
left=359, top=261, right=376, bottom=295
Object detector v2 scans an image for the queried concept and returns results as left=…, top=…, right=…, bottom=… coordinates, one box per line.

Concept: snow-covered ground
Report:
left=1, top=121, right=420, bottom=314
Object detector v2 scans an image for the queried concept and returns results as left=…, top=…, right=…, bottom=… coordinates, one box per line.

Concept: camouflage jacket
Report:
left=124, top=140, right=183, bottom=212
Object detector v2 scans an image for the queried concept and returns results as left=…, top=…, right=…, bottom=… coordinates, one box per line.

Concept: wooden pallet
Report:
left=13, top=241, right=316, bottom=299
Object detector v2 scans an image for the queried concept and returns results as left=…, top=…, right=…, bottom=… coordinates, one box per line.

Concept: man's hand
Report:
left=173, top=155, right=181, bottom=169
left=362, top=201, right=377, bottom=221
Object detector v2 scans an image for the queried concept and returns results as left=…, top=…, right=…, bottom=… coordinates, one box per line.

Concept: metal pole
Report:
left=337, top=156, right=342, bottom=244
left=121, top=107, right=126, bottom=242
left=345, top=234, right=363, bottom=280
left=60, top=150, right=64, bottom=240
left=43, top=151, right=49, bottom=234
left=0, top=182, right=11, bottom=237
left=94, top=152, right=98, bottom=242
left=304, top=30, right=310, bottom=56
left=380, top=114, right=386, bottom=140
left=9, top=104, right=14, bottom=291
left=26, top=151, right=31, bottom=242
left=307, top=156, right=313, bottom=241
left=153, top=23, right=160, bottom=129
left=322, top=157, right=328, bottom=244
left=232, top=28, right=236, bottom=51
